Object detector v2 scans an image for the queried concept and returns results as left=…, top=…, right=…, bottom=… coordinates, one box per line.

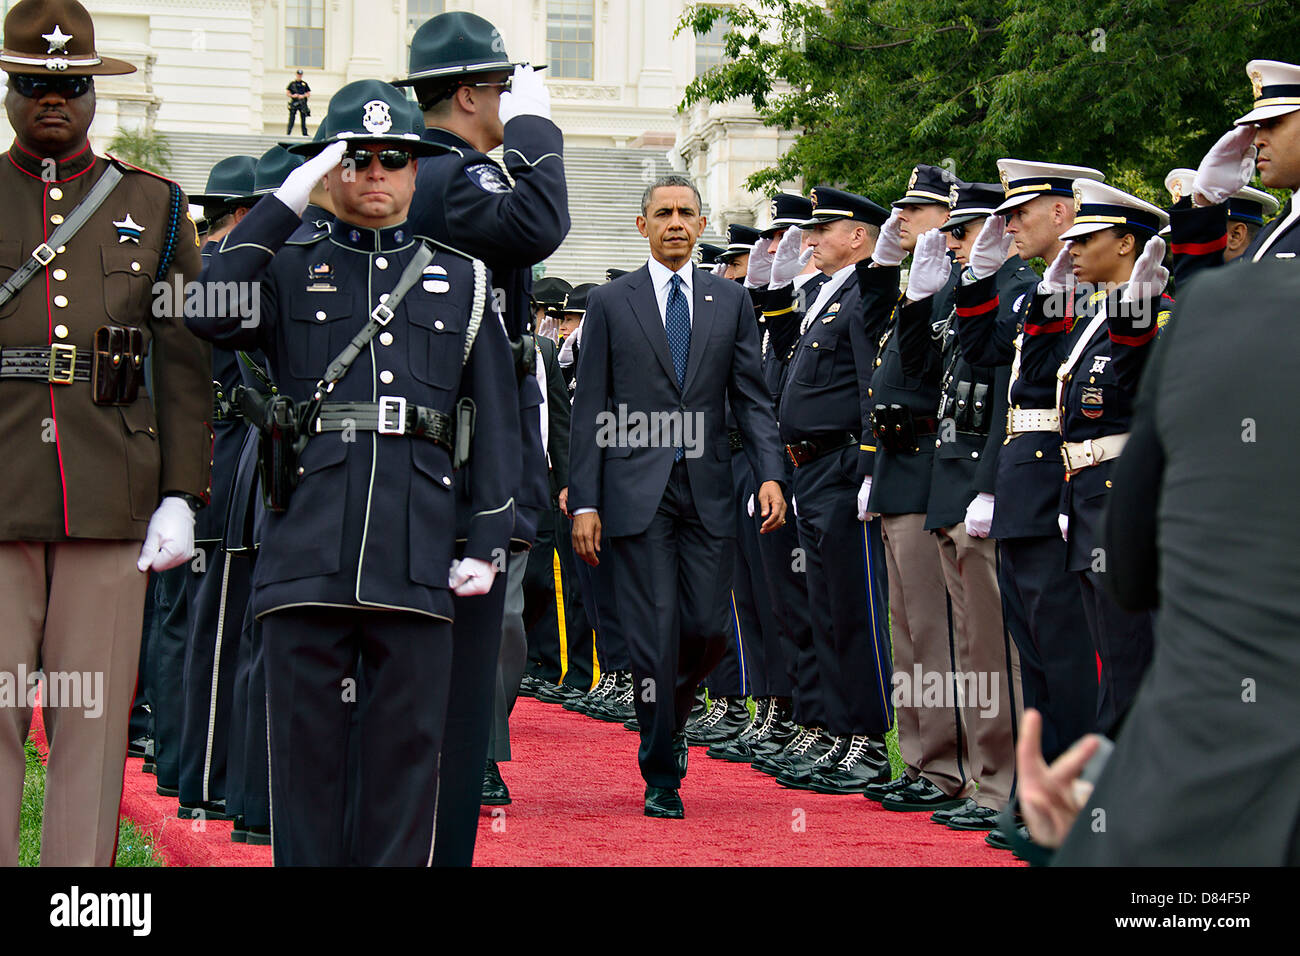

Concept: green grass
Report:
left=20, top=736, right=163, bottom=867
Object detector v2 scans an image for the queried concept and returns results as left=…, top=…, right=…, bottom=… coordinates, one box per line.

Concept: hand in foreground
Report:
left=137, top=496, right=196, bottom=572
left=1193, top=125, right=1256, bottom=206
left=275, top=140, right=346, bottom=217
left=1016, top=709, right=1103, bottom=849
left=572, top=511, right=602, bottom=566
left=449, top=557, right=496, bottom=596
left=756, top=480, right=787, bottom=533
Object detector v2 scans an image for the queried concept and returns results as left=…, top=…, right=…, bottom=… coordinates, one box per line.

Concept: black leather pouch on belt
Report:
left=91, top=325, right=146, bottom=405
left=236, top=387, right=304, bottom=514
left=872, top=403, right=917, bottom=454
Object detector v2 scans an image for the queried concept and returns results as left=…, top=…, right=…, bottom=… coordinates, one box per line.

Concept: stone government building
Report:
left=0, top=0, right=802, bottom=282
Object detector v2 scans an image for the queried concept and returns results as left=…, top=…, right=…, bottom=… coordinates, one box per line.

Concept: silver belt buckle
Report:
left=377, top=395, right=407, bottom=435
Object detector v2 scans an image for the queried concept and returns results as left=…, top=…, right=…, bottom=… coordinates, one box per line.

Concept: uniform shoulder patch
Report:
left=1156, top=309, right=1171, bottom=330
left=464, top=162, right=511, bottom=194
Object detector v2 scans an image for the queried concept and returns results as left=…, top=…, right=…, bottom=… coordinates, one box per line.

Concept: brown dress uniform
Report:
left=0, top=139, right=212, bottom=865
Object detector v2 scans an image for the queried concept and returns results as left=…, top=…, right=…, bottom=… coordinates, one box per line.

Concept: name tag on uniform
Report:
left=422, top=264, right=449, bottom=294
left=705, top=295, right=713, bottom=301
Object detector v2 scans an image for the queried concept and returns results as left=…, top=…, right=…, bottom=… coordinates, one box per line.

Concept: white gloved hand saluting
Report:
left=557, top=322, right=581, bottom=367
left=856, top=476, right=876, bottom=522
left=964, top=492, right=995, bottom=538
left=449, top=557, right=497, bottom=597
left=1121, top=235, right=1169, bottom=304
left=744, top=238, right=775, bottom=289
left=1038, top=244, right=1074, bottom=295
left=1058, top=513, right=1070, bottom=542
left=870, top=209, right=906, bottom=267
left=769, top=226, right=812, bottom=287
left=968, top=215, right=1016, bottom=280
left=275, top=140, right=347, bottom=218
left=1193, top=125, right=1256, bottom=206
left=137, top=496, right=196, bottom=572
left=498, top=65, right=551, bottom=124
left=905, top=229, right=951, bottom=302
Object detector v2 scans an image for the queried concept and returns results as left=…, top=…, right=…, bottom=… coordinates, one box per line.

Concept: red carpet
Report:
left=33, top=700, right=1020, bottom=866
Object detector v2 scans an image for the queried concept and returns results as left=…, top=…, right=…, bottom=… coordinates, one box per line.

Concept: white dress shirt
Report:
left=647, top=255, right=695, bottom=327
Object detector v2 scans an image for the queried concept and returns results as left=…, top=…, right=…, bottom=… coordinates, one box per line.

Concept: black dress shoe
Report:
left=687, top=697, right=752, bottom=745
left=141, top=761, right=156, bottom=775
left=517, top=674, right=542, bottom=698
left=481, top=759, right=511, bottom=806
left=644, top=785, right=684, bottom=819
left=805, top=735, right=891, bottom=794
left=535, top=682, right=584, bottom=705
left=863, top=774, right=915, bottom=802
left=945, top=805, right=1001, bottom=831
left=126, top=736, right=151, bottom=759
left=178, top=799, right=234, bottom=822
left=156, top=783, right=179, bottom=798
left=673, top=732, right=688, bottom=779
left=246, top=824, right=272, bottom=846
left=929, top=796, right=977, bottom=824
left=231, top=815, right=248, bottom=843
left=881, top=776, right=966, bottom=812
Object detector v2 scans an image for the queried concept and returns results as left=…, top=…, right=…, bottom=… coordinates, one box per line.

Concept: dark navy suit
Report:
left=569, top=262, right=784, bottom=788
left=187, top=195, right=518, bottom=865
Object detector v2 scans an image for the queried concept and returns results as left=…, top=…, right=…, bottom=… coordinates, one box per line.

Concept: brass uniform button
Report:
left=1035, top=450, right=1043, bottom=458
left=1106, top=480, right=1112, bottom=488
left=54, top=324, right=68, bottom=338
left=131, top=261, right=141, bottom=272
left=50, top=213, right=64, bottom=225
left=52, top=269, right=66, bottom=281
left=49, top=187, right=63, bottom=200
left=53, top=295, right=68, bottom=307
left=376, top=257, right=389, bottom=270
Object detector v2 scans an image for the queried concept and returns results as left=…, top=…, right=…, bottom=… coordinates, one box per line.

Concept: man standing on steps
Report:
left=570, top=174, right=787, bottom=820
left=396, top=10, right=568, bottom=865
left=286, top=70, right=310, bottom=136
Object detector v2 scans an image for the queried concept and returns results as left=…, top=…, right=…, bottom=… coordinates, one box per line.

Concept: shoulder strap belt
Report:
left=0, top=164, right=124, bottom=311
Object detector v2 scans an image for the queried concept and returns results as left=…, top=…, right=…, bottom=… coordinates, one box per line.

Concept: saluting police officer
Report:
left=1163, top=167, right=1279, bottom=265
left=770, top=187, right=895, bottom=793
left=0, top=0, right=212, bottom=866
left=395, top=11, right=569, bottom=864
left=188, top=80, right=519, bottom=866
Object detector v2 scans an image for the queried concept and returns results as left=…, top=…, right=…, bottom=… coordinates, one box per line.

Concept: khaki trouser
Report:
left=0, top=541, right=147, bottom=866
left=879, top=512, right=966, bottom=796
left=934, top=524, right=1022, bottom=807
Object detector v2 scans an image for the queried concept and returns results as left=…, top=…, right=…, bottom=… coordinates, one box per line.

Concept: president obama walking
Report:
left=571, top=175, right=786, bottom=817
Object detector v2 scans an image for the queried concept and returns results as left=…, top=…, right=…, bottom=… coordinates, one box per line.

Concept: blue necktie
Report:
left=665, top=273, right=691, bottom=460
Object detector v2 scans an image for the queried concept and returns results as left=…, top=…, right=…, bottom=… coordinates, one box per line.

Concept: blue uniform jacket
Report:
left=185, top=195, right=519, bottom=621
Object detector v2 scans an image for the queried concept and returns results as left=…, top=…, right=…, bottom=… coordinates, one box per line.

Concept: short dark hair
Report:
left=641, top=175, right=702, bottom=217
left=413, top=78, right=458, bottom=114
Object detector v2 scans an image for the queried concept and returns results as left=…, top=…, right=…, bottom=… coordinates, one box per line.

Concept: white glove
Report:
left=1121, top=235, right=1169, bottom=304
left=497, top=65, right=551, bottom=124
left=968, top=215, right=1015, bottom=279
left=746, top=494, right=755, bottom=518
left=1058, top=513, right=1069, bottom=541
left=275, top=140, right=346, bottom=217
left=1038, top=244, right=1074, bottom=295
left=711, top=261, right=728, bottom=276
left=557, top=322, right=580, bottom=366
left=1193, top=125, right=1256, bottom=206
left=743, top=238, right=775, bottom=289
left=856, top=476, right=876, bottom=522
left=964, top=492, right=995, bottom=538
left=769, top=226, right=812, bottom=287
left=137, top=496, right=196, bottom=572
left=449, top=557, right=497, bottom=596
left=870, top=209, right=905, bottom=267
left=905, top=229, right=951, bottom=302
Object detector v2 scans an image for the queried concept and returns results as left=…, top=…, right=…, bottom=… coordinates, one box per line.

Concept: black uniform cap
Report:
left=720, top=223, right=761, bottom=261
left=801, top=186, right=889, bottom=228
left=893, top=164, right=960, bottom=208
left=531, top=276, right=572, bottom=307
left=696, top=242, right=727, bottom=266
left=762, top=192, right=813, bottom=237
left=939, top=181, right=1003, bottom=231
left=563, top=282, right=597, bottom=314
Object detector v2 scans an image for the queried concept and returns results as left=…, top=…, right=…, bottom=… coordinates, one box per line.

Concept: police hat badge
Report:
left=1074, top=188, right=1083, bottom=215
left=999, top=168, right=1010, bottom=191
left=908, top=167, right=919, bottom=190
left=1251, top=69, right=1264, bottom=100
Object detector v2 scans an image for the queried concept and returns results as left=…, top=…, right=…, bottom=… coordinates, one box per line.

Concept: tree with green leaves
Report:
left=105, top=127, right=173, bottom=175
left=679, top=0, right=1300, bottom=204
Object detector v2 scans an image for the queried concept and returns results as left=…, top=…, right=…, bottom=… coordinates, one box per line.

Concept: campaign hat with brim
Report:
left=696, top=242, right=726, bottom=266
left=190, top=155, right=258, bottom=207
left=1229, top=184, right=1281, bottom=225
left=994, top=159, right=1105, bottom=214
left=762, top=192, right=813, bottom=237
left=1235, top=59, right=1300, bottom=125
left=288, top=80, right=445, bottom=157
left=253, top=146, right=304, bottom=195
left=939, top=181, right=1003, bottom=231
left=562, top=283, right=596, bottom=315
left=893, top=164, right=961, bottom=208
left=395, top=11, right=543, bottom=86
left=1163, top=167, right=1197, bottom=208
left=1058, top=179, right=1169, bottom=241
left=801, top=186, right=889, bottom=228
left=1, top=0, right=134, bottom=76
left=531, top=276, right=572, bottom=307
left=720, top=224, right=761, bottom=261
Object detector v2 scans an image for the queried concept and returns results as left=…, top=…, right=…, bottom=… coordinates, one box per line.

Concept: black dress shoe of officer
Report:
left=863, top=774, right=915, bottom=802
left=230, top=815, right=248, bottom=843
left=805, top=735, right=892, bottom=794
left=156, top=783, right=180, bottom=798
left=945, top=805, right=1001, bottom=831
left=691, top=697, right=753, bottom=745
left=246, top=824, right=272, bottom=846
left=984, top=823, right=1030, bottom=852
left=178, top=799, right=234, bottom=821
left=142, top=761, right=156, bottom=775
left=517, top=674, right=545, bottom=698
left=644, top=785, right=684, bottom=819
left=481, top=759, right=511, bottom=806
left=673, top=732, right=688, bottom=779
left=127, top=736, right=151, bottom=759
left=881, top=776, right=966, bottom=812
left=753, top=725, right=820, bottom=775
left=775, top=733, right=844, bottom=789
left=929, top=796, right=977, bottom=824
left=708, top=698, right=773, bottom=761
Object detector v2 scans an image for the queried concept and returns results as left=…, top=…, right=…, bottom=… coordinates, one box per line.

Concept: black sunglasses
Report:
left=342, top=147, right=413, bottom=170
left=949, top=223, right=967, bottom=240
left=463, top=78, right=512, bottom=93
left=10, top=74, right=92, bottom=100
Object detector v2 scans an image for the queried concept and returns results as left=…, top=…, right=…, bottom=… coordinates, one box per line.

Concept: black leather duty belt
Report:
left=784, top=431, right=858, bottom=467
left=313, top=397, right=454, bottom=453
left=0, top=344, right=90, bottom=384
left=728, top=429, right=744, bottom=453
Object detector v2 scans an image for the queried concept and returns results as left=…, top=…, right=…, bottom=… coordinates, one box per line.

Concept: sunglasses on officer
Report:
left=949, top=223, right=969, bottom=240
left=462, top=78, right=512, bottom=94
left=342, top=146, right=414, bottom=170
left=9, top=74, right=93, bottom=100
